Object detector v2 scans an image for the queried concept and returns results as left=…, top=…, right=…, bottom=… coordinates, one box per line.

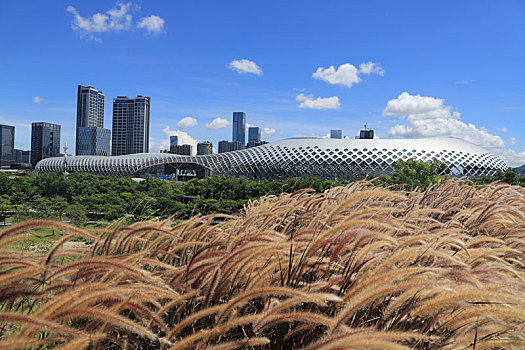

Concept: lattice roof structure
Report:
left=36, top=137, right=507, bottom=179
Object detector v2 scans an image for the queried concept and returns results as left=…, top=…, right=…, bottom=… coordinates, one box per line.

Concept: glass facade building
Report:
left=112, top=96, right=150, bottom=156
left=77, top=127, right=111, bottom=156
left=330, top=129, right=343, bottom=139
left=76, top=85, right=108, bottom=155
left=170, top=136, right=178, bottom=147
left=31, top=122, right=61, bottom=168
left=14, top=149, right=31, bottom=164
left=248, top=127, right=261, bottom=143
left=232, top=112, right=246, bottom=146
left=0, top=124, right=15, bottom=167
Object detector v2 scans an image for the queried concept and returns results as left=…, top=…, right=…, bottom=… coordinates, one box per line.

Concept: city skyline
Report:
left=1, top=1, right=524, bottom=165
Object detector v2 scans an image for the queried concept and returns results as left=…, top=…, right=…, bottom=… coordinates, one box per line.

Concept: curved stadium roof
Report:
left=36, top=137, right=508, bottom=179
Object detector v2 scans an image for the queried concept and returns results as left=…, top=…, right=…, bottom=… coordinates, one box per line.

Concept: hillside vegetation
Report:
left=1, top=179, right=525, bottom=349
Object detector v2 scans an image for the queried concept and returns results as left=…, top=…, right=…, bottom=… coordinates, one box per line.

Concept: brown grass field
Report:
left=1, top=179, right=525, bottom=349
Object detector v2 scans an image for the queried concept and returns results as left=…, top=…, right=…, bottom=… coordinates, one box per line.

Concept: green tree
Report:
left=379, top=159, right=448, bottom=191
left=0, top=195, right=12, bottom=225
left=64, top=204, right=87, bottom=227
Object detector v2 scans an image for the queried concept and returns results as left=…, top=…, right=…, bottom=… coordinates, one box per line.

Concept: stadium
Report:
left=35, top=137, right=508, bottom=180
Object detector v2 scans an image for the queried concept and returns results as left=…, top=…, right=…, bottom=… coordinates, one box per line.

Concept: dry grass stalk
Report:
left=1, top=178, right=525, bottom=348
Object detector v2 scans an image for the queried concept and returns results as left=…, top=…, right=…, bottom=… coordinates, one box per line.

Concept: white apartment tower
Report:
left=111, top=95, right=150, bottom=156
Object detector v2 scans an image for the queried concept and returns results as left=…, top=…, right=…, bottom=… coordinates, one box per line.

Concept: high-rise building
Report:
left=330, top=129, right=343, bottom=139
left=230, top=141, right=242, bottom=152
left=248, top=127, right=261, bottom=144
left=232, top=112, right=246, bottom=146
left=0, top=124, right=15, bottom=167
left=218, top=140, right=243, bottom=153
left=197, top=141, right=213, bottom=155
left=76, top=85, right=110, bottom=156
left=77, top=127, right=111, bottom=156
left=170, top=144, right=192, bottom=155
left=218, top=140, right=230, bottom=154
left=14, top=149, right=31, bottom=164
left=31, top=122, right=61, bottom=168
left=111, top=95, right=150, bottom=156
left=170, top=136, right=178, bottom=147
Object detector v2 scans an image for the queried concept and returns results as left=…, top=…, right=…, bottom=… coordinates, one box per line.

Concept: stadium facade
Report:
left=36, top=137, right=508, bottom=180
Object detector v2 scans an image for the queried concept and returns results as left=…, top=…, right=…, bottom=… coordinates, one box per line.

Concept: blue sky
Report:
left=1, top=1, right=525, bottom=164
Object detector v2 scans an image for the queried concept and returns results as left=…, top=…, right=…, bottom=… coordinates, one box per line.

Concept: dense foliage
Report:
left=376, top=158, right=448, bottom=190
left=0, top=160, right=520, bottom=225
left=2, top=180, right=525, bottom=349
left=0, top=172, right=340, bottom=225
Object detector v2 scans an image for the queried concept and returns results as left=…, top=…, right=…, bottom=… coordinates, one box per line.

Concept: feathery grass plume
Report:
left=2, top=179, right=525, bottom=348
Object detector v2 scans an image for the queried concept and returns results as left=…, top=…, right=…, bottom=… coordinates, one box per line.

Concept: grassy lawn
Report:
left=4, top=228, right=64, bottom=252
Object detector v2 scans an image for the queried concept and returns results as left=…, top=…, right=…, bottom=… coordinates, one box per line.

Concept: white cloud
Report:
left=383, top=92, right=525, bottom=166
left=383, top=92, right=449, bottom=117
left=502, top=127, right=508, bottom=133
left=67, top=2, right=165, bottom=40
left=162, top=126, right=198, bottom=155
left=296, top=93, right=340, bottom=110
left=137, top=15, right=165, bottom=33
left=358, top=62, right=385, bottom=76
left=33, top=96, right=43, bottom=104
left=205, top=117, right=231, bottom=130
left=67, top=2, right=137, bottom=39
left=313, top=63, right=360, bottom=87
left=313, top=61, right=384, bottom=87
left=511, top=137, right=516, bottom=145
left=176, top=116, right=198, bottom=129
left=262, top=127, right=276, bottom=138
left=228, top=59, right=263, bottom=75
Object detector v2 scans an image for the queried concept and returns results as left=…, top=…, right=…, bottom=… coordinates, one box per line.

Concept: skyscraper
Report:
left=31, top=122, right=61, bottom=168
left=218, top=140, right=230, bottom=154
left=330, top=129, right=343, bottom=139
left=111, top=95, right=150, bottom=156
left=248, top=127, right=261, bottom=143
left=76, top=85, right=110, bottom=156
left=77, top=127, right=111, bottom=156
left=0, top=124, right=15, bottom=167
left=232, top=112, right=246, bottom=146
left=170, top=136, right=178, bottom=147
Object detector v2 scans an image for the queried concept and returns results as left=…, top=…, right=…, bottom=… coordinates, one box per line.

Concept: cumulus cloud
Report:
left=383, top=92, right=525, bottom=166
left=313, top=61, right=384, bottom=87
left=162, top=126, right=198, bottom=155
left=176, top=116, right=198, bottom=129
left=33, top=96, right=44, bottom=104
left=262, top=127, right=276, bottom=138
left=137, top=15, right=165, bottom=33
left=205, top=117, right=231, bottom=130
left=296, top=93, right=340, bottom=110
left=228, top=59, right=263, bottom=75
left=67, top=2, right=165, bottom=39
left=358, top=62, right=385, bottom=76
left=67, top=2, right=136, bottom=38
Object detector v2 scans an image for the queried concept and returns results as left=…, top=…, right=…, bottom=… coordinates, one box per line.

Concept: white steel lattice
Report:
left=36, top=137, right=508, bottom=179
